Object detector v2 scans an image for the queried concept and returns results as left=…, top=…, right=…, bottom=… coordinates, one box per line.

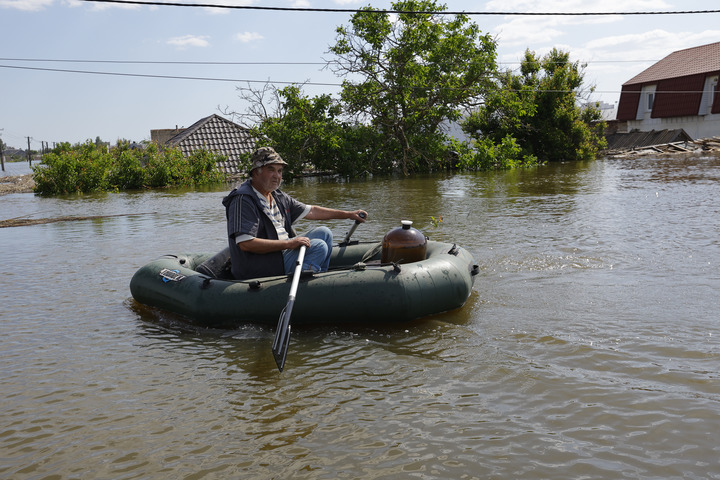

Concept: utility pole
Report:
left=0, top=128, right=5, bottom=172
left=27, top=136, right=32, bottom=166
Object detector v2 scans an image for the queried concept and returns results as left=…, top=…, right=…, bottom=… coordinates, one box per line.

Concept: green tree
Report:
left=328, top=0, right=497, bottom=174
left=236, top=84, right=383, bottom=177
left=463, top=48, right=606, bottom=163
left=256, top=85, right=373, bottom=177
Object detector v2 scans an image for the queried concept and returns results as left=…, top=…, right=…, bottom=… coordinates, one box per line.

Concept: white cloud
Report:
left=585, top=29, right=720, bottom=53
left=234, top=31, right=263, bottom=43
left=60, top=0, right=140, bottom=9
left=290, top=0, right=310, bottom=7
left=166, top=35, right=211, bottom=48
left=0, top=0, right=53, bottom=11
left=194, top=0, right=255, bottom=15
left=483, top=0, right=672, bottom=13
left=484, top=0, right=678, bottom=47
left=491, top=13, right=624, bottom=47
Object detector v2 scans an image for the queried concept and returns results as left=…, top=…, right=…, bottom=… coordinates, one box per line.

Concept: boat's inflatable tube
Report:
left=130, top=240, right=479, bottom=328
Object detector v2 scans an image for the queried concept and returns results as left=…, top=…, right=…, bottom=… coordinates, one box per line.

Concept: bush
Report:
left=33, top=142, right=110, bottom=195
left=459, top=135, right=542, bottom=171
left=108, top=149, right=147, bottom=190
left=32, top=141, right=227, bottom=196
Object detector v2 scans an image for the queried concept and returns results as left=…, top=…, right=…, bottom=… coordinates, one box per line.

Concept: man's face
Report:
left=252, top=163, right=283, bottom=195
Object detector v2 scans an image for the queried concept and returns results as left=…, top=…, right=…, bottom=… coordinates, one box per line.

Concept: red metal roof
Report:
left=651, top=74, right=706, bottom=118
left=623, top=41, right=720, bottom=86
left=616, top=84, right=642, bottom=121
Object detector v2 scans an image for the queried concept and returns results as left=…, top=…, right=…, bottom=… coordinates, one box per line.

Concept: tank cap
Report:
left=401, top=220, right=413, bottom=229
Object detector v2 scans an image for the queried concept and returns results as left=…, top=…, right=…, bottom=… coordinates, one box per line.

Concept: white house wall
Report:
left=700, top=75, right=719, bottom=116
left=627, top=80, right=720, bottom=140
left=627, top=114, right=720, bottom=139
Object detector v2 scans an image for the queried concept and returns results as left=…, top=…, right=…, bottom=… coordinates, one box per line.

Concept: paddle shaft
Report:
left=271, top=245, right=306, bottom=372
left=341, top=212, right=367, bottom=245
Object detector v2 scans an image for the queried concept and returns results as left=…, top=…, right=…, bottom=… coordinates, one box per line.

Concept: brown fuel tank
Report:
left=381, top=220, right=427, bottom=264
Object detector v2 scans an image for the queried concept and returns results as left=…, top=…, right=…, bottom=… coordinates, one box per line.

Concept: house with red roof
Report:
left=616, top=41, right=720, bottom=140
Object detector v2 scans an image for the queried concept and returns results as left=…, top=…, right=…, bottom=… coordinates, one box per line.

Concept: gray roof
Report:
left=604, top=129, right=692, bottom=150
left=166, top=114, right=257, bottom=177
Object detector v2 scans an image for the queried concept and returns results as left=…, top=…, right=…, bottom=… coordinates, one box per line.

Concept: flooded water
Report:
left=2, top=156, right=719, bottom=479
left=1, top=160, right=33, bottom=177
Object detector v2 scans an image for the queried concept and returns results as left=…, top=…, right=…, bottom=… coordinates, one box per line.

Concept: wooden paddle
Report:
left=272, top=245, right=306, bottom=372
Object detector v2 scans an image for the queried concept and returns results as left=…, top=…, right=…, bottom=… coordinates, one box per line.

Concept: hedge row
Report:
left=32, top=141, right=228, bottom=196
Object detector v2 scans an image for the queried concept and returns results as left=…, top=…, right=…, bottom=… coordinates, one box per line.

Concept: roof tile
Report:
left=165, top=114, right=257, bottom=176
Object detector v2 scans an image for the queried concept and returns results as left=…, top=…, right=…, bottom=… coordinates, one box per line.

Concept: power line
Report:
left=80, top=0, right=720, bottom=16
left=0, top=64, right=342, bottom=87
left=0, top=58, right=326, bottom=66
left=0, top=57, right=665, bottom=66
left=2, top=63, right=659, bottom=95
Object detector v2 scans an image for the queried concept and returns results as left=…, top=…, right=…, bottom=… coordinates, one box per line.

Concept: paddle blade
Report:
left=272, top=304, right=293, bottom=372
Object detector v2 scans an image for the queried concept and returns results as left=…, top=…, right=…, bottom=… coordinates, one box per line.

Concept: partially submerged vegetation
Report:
left=32, top=141, right=226, bottom=196
left=231, top=0, right=605, bottom=177
left=32, top=0, right=607, bottom=196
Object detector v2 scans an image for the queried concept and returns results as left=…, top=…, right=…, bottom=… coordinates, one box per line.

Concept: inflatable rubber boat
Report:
left=130, top=238, right=479, bottom=328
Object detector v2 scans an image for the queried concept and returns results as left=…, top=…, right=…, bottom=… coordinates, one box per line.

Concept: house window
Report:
left=638, top=84, right=656, bottom=120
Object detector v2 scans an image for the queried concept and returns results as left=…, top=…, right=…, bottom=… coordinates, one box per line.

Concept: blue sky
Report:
left=1, top=0, right=719, bottom=149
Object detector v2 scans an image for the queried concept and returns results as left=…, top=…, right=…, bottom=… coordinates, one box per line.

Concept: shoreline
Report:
left=0, top=174, right=35, bottom=195
left=3, top=143, right=719, bottom=197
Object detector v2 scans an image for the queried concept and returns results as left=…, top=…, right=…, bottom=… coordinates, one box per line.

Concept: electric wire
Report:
left=1, top=63, right=644, bottom=94
left=0, top=57, right=665, bottom=66
left=0, top=63, right=342, bottom=87
left=80, top=0, right=720, bottom=16
left=7, top=63, right=706, bottom=95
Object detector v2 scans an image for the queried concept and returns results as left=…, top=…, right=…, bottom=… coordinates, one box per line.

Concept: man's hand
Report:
left=287, top=236, right=311, bottom=249
left=349, top=210, right=368, bottom=222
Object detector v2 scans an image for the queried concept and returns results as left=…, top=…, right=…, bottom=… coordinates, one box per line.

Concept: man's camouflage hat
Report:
left=249, top=147, right=288, bottom=172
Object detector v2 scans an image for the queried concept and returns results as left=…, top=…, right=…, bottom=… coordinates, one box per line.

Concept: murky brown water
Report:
left=2, top=156, right=719, bottom=479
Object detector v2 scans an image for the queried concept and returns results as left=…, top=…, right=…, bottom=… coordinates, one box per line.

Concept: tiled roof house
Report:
left=159, top=114, right=258, bottom=177
left=616, top=41, right=720, bottom=139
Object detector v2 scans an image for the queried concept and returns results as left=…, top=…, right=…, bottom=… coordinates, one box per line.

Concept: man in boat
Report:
left=223, top=146, right=368, bottom=280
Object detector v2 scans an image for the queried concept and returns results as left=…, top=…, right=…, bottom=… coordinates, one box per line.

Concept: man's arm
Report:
left=305, top=206, right=367, bottom=222
left=237, top=236, right=309, bottom=253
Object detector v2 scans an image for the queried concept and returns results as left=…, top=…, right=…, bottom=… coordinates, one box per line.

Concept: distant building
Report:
left=152, top=114, right=258, bottom=177
left=150, top=127, right=185, bottom=145
left=616, top=41, right=720, bottom=139
left=596, top=101, right=617, bottom=122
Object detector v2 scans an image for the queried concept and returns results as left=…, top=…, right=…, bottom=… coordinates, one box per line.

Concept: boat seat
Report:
left=196, top=247, right=234, bottom=280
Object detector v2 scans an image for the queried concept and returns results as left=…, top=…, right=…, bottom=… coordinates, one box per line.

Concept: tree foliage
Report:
left=243, top=85, right=384, bottom=177
left=463, top=48, right=606, bottom=163
left=231, top=10, right=606, bottom=178
left=328, top=0, right=497, bottom=174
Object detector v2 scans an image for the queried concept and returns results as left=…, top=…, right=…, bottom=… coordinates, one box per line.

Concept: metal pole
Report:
left=0, top=129, right=5, bottom=172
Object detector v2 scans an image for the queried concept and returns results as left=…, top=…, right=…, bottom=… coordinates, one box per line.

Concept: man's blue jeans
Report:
left=283, top=226, right=333, bottom=274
